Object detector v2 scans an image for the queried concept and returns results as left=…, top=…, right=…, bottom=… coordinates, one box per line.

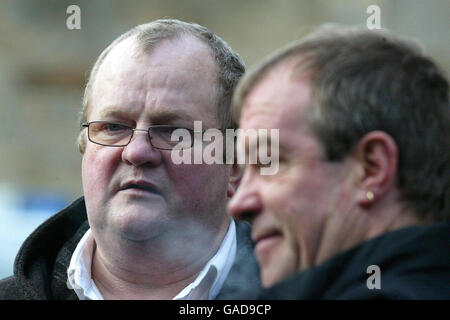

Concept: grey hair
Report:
left=233, top=24, right=450, bottom=222
left=78, top=18, right=245, bottom=153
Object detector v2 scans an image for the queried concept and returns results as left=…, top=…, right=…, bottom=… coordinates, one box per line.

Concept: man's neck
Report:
left=91, top=248, right=202, bottom=299
left=90, top=219, right=230, bottom=299
left=313, top=200, right=423, bottom=270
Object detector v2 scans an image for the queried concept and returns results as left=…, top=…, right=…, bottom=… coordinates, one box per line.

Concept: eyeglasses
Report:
left=81, top=121, right=197, bottom=150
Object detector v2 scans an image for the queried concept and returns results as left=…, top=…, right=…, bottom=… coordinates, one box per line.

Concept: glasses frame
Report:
left=81, top=121, right=197, bottom=150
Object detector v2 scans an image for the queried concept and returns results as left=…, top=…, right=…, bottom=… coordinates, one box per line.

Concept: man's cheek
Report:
left=82, top=153, right=110, bottom=196
left=171, top=165, right=226, bottom=201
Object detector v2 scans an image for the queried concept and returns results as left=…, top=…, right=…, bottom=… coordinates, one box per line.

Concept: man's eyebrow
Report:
left=149, top=110, right=196, bottom=125
left=95, top=107, right=197, bottom=124
left=244, top=129, right=283, bottom=155
left=242, top=130, right=272, bottom=160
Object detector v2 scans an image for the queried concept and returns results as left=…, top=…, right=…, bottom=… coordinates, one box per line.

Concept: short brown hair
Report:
left=233, top=24, right=450, bottom=222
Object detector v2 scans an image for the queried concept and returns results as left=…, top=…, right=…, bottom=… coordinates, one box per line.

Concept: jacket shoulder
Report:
left=0, top=276, right=28, bottom=300
left=216, top=221, right=261, bottom=299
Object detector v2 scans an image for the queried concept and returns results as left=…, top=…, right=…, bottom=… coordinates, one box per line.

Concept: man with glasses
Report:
left=0, top=19, right=260, bottom=300
left=81, top=122, right=197, bottom=151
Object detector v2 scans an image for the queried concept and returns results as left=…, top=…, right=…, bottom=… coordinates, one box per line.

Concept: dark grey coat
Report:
left=0, top=197, right=260, bottom=299
left=223, top=222, right=450, bottom=299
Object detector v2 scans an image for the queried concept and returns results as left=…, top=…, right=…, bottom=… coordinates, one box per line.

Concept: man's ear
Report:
left=354, top=131, right=398, bottom=207
left=227, top=163, right=243, bottom=198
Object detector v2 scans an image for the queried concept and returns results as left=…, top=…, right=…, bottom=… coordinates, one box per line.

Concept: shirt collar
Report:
left=66, top=228, right=102, bottom=300
left=67, top=220, right=236, bottom=300
left=174, top=219, right=236, bottom=299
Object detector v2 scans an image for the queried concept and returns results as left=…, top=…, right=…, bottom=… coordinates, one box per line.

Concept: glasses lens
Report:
left=150, top=126, right=194, bottom=150
left=89, top=122, right=132, bottom=146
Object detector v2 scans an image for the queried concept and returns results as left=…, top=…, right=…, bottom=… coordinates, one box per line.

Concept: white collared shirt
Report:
left=67, top=220, right=236, bottom=300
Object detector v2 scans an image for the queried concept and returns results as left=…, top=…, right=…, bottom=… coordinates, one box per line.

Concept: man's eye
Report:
left=157, top=127, right=190, bottom=138
left=104, top=123, right=127, bottom=132
left=159, top=127, right=177, bottom=134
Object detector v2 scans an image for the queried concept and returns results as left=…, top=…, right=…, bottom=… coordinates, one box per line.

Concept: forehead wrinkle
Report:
left=96, top=105, right=141, bottom=119
left=242, top=70, right=313, bottom=132
left=242, top=102, right=295, bottom=136
left=149, top=108, right=195, bottom=124
left=241, top=102, right=278, bottom=124
left=92, top=36, right=221, bottom=129
left=241, top=90, right=317, bottom=161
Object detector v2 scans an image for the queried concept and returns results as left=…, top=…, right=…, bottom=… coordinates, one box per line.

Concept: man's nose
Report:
left=228, top=171, right=263, bottom=223
left=121, top=130, right=162, bottom=167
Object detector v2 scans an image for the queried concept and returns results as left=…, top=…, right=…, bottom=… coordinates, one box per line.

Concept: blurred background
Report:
left=0, top=0, right=449, bottom=278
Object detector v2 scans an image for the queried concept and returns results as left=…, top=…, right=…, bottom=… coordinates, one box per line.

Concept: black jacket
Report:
left=223, top=222, right=450, bottom=300
left=0, top=197, right=261, bottom=300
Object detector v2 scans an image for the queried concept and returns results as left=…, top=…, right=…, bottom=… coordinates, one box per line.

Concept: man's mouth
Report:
left=252, top=230, right=283, bottom=260
left=120, top=180, right=160, bottom=195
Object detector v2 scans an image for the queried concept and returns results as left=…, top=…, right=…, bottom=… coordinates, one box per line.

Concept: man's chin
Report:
left=114, top=221, right=171, bottom=242
left=109, top=209, right=171, bottom=242
left=261, top=268, right=283, bottom=288
left=261, top=264, right=298, bottom=288
left=258, top=246, right=298, bottom=288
